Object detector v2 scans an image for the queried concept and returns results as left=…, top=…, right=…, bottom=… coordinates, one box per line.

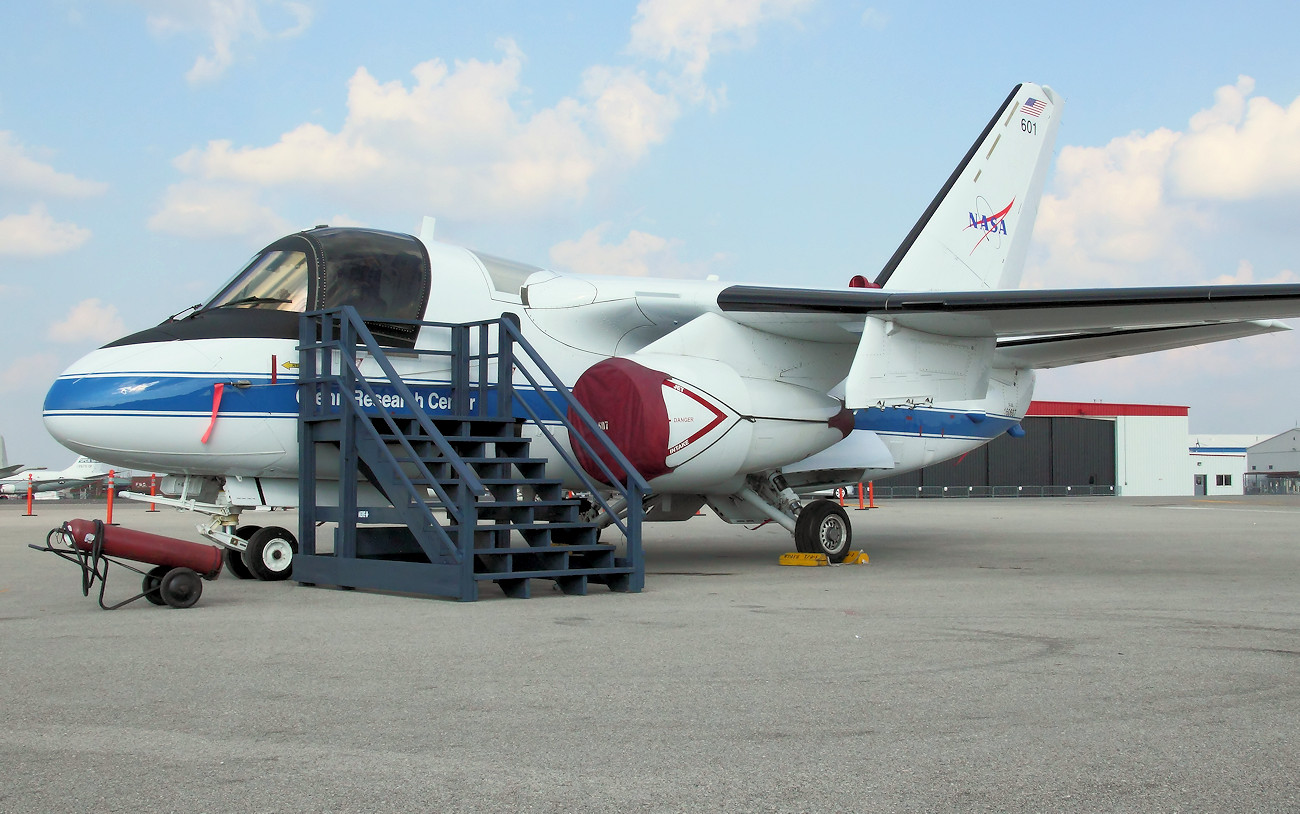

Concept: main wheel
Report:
left=223, top=525, right=261, bottom=579
left=159, top=567, right=203, bottom=608
left=794, top=499, right=853, bottom=563
left=241, top=526, right=298, bottom=581
left=142, top=564, right=170, bottom=606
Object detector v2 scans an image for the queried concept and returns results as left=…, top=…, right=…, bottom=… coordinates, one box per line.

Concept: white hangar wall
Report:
left=1188, top=434, right=1268, bottom=496
left=1114, top=414, right=1191, bottom=496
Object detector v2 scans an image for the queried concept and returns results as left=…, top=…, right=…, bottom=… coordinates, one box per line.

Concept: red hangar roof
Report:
left=1026, top=401, right=1189, bottom=417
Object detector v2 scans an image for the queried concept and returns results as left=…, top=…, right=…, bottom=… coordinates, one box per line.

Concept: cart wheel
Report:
left=159, top=567, right=203, bottom=609
left=142, top=565, right=170, bottom=606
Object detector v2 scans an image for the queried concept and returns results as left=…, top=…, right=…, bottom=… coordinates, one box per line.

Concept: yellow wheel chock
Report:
left=778, top=551, right=869, bottom=566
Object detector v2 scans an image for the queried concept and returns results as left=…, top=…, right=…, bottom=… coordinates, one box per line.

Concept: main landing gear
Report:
left=794, top=499, right=852, bottom=561
left=732, top=472, right=855, bottom=563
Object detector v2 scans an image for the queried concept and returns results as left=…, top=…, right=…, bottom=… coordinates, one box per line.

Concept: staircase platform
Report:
left=295, top=307, right=649, bottom=600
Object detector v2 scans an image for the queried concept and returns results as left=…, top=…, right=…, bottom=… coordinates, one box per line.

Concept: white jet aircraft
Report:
left=0, top=455, right=122, bottom=497
left=0, top=436, right=29, bottom=479
left=42, top=83, right=1300, bottom=578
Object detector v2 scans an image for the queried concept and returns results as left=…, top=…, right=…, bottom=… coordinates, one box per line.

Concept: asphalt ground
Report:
left=1, top=495, right=1298, bottom=813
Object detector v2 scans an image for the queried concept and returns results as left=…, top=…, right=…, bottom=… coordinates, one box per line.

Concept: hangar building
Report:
left=872, top=401, right=1194, bottom=497
left=1244, top=429, right=1300, bottom=494
left=1188, top=434, right=1268, bottom=496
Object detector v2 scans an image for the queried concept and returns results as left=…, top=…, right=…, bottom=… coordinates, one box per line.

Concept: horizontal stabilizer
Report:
left=716, top=282, right=1300, bottom=342
left=997, top=320, right=1291, bottom=369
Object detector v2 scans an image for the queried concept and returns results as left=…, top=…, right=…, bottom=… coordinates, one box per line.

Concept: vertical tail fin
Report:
left=0, top=436, right=6, bottom=470
left=875, top=83, right=1061, bottom=291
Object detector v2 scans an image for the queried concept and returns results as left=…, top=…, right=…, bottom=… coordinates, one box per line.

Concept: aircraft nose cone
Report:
left=43, top=339, right=293, bottom=475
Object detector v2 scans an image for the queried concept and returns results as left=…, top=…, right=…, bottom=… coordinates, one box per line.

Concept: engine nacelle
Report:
left=568, top=355, right=852, bottom=493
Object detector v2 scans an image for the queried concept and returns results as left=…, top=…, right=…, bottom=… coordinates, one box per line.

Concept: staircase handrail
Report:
left=495, top=317, right=648, bottom=538
left=300, top=306, right=491, bottom=502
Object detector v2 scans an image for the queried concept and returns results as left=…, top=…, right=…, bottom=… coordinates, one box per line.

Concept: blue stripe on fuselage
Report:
left=46, top=374, right=1022, bottom=440
left=43, top=374, right=569, bottom=422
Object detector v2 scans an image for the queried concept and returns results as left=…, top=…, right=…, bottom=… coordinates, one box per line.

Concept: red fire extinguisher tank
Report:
left=63, top=519, right=224, bottom=579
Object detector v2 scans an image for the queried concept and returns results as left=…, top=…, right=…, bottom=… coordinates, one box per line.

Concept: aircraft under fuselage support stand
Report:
left=42, top=82, right=1300, bottom=581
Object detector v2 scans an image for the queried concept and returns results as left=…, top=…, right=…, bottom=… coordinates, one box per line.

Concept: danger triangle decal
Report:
left=662, top=378, right=730, bottom=464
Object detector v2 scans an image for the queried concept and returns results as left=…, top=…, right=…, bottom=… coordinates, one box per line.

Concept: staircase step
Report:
left=473, top=543, right=613, bottom=554
left=473, top=566, right=633, bottom=580
left=299, top=312, right=644, bottom=600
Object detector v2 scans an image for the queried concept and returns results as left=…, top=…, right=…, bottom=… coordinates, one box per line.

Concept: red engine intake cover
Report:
left=568, top=357, right=673, bottom=485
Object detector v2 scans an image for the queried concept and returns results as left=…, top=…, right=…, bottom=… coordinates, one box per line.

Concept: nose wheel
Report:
left=794, top=499, right=853, bottom=563
left=240, top=526, right=298, bottom=581
left=222, top=524, right=262, bottom=579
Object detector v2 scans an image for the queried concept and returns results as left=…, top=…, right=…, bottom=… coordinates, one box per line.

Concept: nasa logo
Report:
left=966, top=198, right=1014, bottom=254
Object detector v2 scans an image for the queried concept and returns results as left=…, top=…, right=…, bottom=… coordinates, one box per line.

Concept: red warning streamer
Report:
left=201, top=383, right=225, bottom=444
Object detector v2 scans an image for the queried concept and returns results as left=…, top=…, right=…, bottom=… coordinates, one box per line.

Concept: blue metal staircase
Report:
left=294, top=307, right=649, bottom=601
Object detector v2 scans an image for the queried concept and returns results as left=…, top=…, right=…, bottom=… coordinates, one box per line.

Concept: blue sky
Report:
left=4, top=0, right=1300, bottom=467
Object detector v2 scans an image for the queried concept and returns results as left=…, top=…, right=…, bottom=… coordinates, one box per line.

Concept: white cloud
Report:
left=549, top=223, right=723, bottom=278
left=860, top=8, right=889, bottom=29
left=0, top=353, right=60, bottom=394
left=1209, top=259, right=1300, bottom=286
left=0, top=132, right=107, bottom=198
left=155, top=4, right=810, bottom=229
left=581, top=65, right=680, bottom=160
left=47, top=299, right=127, bottom=345
left=136, top=0, right=314, bottom=83
left=147, top=181, right=291, bottom=239
left=165, top=40, right=679, bottom=221
left=1168, top=76, right=1300, bottom=200
left=0, top=205, right=92, bottom=257
left=628, top=0, right=813, bottom=81
left=1030, top=127, right=1201, bottom=286
left=1027, top=77, right=1300, bottom=288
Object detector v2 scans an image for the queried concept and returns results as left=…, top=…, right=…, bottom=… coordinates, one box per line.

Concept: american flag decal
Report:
left=1021, top=97, right=1047, bottom=117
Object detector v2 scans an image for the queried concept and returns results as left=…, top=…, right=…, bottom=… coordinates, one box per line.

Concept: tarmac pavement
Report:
left=1, top=495, right=1298, bottom=812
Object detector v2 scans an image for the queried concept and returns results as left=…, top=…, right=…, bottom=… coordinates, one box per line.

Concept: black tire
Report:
left=794, top=499, right=853, bottom=563
left=224, top=525, right=261, bottom=579
left=142, top=564, right=170, bottom=606
left=224, top=547, right=254, bottom=579
left=241, top=526, right=298, bottom=581
left=159, top=568, right=202, bottom=609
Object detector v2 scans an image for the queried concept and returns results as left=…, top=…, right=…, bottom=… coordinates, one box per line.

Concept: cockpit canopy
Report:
left=204, top=227, right=432, bottom=347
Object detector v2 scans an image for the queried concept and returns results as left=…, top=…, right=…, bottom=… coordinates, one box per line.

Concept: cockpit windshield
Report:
left=206, top=249, right=310, bottom=312
left=196, top=227, right=431, bottom=348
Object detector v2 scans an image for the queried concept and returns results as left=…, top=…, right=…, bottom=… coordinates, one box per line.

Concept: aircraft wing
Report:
left=712, top=283, right=1300, bottom=348
left=695, top=281, right=1300, bottom=407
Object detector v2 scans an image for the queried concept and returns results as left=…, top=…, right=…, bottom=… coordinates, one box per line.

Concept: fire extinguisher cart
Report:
left=31, top=518, right=224, bottom=610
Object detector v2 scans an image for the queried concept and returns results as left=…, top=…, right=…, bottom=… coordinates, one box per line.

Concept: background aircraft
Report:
left=0, top=436, right=46, bottom=480
left=0, top=437, right=21, bottom=479
left=40, top=83, right=1300, bottom=576
left=0, top=455, right=128, bottom=498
